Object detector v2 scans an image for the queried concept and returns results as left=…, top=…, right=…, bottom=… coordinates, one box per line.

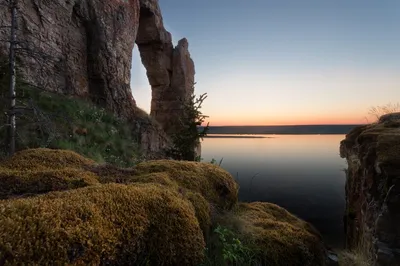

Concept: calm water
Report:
left=201, top=134, right=347, bottom=248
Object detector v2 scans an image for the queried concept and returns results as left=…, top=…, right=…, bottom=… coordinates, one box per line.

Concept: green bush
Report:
left=201, top=225, right=258, bottom=266
left=166, top=91, right=209, bottom=161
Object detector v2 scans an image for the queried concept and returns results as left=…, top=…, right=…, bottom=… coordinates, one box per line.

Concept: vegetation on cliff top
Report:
left=0, top=63, right=143, bottom=166
left=0, top=148, right=328, bottom=266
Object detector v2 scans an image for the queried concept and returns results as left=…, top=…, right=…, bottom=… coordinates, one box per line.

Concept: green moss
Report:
left=214, top=202, right=326, bottom=266
left=0, top=183, right=205, bottom=265
left=184, top=191, right=212, bottom=238
left=0, top=148, right=95, bottom=171
left=86, top=163, right=138, bottom=184
left=88, top=164, right=212, bottom=237
left=88, top=164, right=177, bottom=187
left=134, top=160, right=239, bottom=210
left=0, top=168, right=99, bottom=199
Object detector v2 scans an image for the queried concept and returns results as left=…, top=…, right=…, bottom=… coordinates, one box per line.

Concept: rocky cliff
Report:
left=0, top=0, right=195, bottom=154
left=340, top=113, right=400, bottom=266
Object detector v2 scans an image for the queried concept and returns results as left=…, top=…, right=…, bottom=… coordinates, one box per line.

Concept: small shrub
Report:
left=201, top=225, right=258, bottom=266
left=368, top=103, right=400, bottom=122
left=338, top=250, right=373, bottom=266
left=166, top=91, right=209, bottom=161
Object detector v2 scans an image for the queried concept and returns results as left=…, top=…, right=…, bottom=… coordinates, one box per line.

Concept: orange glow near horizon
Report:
left=205, top=116, right=367, bottom=126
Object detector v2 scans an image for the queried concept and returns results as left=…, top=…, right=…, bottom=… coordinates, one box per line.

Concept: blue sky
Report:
left=131, top=0, right=400, bottom=125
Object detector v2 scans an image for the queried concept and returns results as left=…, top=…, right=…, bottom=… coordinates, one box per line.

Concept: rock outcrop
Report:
left=136, top=0, right=195, bottom=136
left=0, top=0, right=196, bottom=155
left=340, top=115, right=400, bottom=266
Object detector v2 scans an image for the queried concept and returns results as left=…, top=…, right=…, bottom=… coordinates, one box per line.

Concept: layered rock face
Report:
left=340, top=114, right=400, bottom=266
left=0, top=0, right=197, bottom=155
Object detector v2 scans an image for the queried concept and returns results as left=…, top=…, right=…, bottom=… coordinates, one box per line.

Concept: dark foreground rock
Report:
left=340, top=117, right=400, bottom=266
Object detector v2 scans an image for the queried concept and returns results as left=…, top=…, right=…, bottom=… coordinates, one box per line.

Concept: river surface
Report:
left=201, top=134, right=347, bottom=248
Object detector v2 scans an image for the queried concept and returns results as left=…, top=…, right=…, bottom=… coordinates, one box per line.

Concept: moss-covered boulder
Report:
left=217, top=202, right=327, bottom=266
left=0, top=168, right=99, bottom=199
left=134, top=160, right=239, bottom=210
left=88, top=163, right=214, bottom=237
left=0, top=183, right=205, bottom=265
left=0, top=148, right=95, bottom=171
left=0, top=149, right=99, bottom=199
left=88, top=164, right=176, bottom=187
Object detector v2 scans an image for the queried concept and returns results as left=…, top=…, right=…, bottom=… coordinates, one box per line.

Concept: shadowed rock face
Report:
left=0, top=0, right=140, bottom=118
left=0, top=0, right=197, bottom=155
left=340, top=117, right=400, bottom=266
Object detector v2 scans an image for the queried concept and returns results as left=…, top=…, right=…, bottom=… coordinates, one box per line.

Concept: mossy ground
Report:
left=134, top=160, right=239, bottom=210
left=0, top=148, right=95, bottom=171
left=207, top=202, right=326, bottom=266
left=0, top=184, right=205, bottom=265
left=0, top=70, right=143, bottom=166
left=0, top=148, right=328, bottom=265
left=0, top=168, right=99, bottom=200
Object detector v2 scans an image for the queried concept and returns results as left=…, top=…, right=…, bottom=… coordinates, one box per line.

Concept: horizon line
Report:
left=201, top=123, right=366, bottom=127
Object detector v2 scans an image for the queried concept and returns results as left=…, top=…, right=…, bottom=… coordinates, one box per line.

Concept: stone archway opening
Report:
left=130, top=45, right=151, bottom=114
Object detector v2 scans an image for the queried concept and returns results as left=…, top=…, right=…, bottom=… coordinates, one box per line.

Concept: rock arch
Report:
left=0, top=0, right=196, bottom=154
left=135, top=0, right=195, bottom=136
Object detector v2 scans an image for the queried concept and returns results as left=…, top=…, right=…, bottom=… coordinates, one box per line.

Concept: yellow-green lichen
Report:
left=0, top=168, right=99, bottom=199
left=88, top=164, right=212, bottom=237
left=216, top=202, right=326, bottom=266
left=0, top=148, right=95, bottom=171
left=134, top=160, right=239, bottom=210
left=0, top=183, right=205, bottom=265
left=184, top=190, right=212, bottom=237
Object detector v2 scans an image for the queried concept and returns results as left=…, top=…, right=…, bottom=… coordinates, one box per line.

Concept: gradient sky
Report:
left=131, top=0, right=400, bottom=126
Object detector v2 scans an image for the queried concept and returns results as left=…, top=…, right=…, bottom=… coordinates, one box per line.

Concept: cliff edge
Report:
left=340, top=113, right=400, bottom=266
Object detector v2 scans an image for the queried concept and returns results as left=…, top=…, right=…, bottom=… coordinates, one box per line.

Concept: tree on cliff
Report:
left=167, top=90, right=209, bottom=161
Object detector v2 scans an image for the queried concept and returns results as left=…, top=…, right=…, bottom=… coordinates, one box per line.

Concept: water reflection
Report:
left=201, top=134, right=347, bottom=248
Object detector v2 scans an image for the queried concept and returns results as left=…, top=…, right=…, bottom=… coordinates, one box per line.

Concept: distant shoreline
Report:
left=199, top=124, right=361, bottom=135
left=204, top=133, right=346, bottom=136
left=203, top=135, right=271, bottom=139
